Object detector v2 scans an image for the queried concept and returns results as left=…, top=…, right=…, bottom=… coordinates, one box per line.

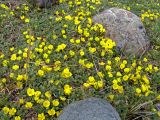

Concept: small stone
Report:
left=92, top=7, right=150, bottom=57
left=57, top=97, right=121, bottom=120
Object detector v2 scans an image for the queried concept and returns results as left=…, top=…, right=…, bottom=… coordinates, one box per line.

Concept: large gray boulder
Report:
left=57, top=97, right=121, bottom=120
left=92, top=7, right=150, bottom=57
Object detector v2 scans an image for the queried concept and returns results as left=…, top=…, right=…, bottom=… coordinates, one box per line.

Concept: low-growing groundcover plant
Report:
left=0, top=0, right=160, bottom=120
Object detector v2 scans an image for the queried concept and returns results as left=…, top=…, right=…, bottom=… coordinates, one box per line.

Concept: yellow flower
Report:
left=25, top=18, right=30, bottom=23
left=69, top=50, right=75, bottom=56
left=1, top=4, right=9, bottom=10
left=43, top=53, right=48, bottom=59
left=142, top=75, right=150, bottom=84
left=85, top=62, right=93, bottom=69
left=37, top=70, right=44, bottom=77
left=123, top=75, right=129, bottom=81
left=17, top=74, right=23, bottom=81
left=2, top=60, right=9, bottom=66
left=14, top=116, right=21, bottom=120
left=10, top=47, right=14, bottom=51
left=79, top=59, right=85, bottom=65
left=124, top=68, right=130, bottom=73
left=79, top=49, right=85, bottom=56
left=122, top=60, right=127, bottom=64
left=156, top=95, right=160, bottom=100
left=143, top=57, right=148, bottom=62
left=108, top=72, right=113, bottom=78
left=23, top=52, right=27, bottom=58
left=24, top=63, right=29, bottom=69
left=24, top=6, right=29, bottom=11
left=135, top=88, right=141, bottom=94
left=54, top=61, right=61, bottom=71
left=59, top=96, right=66, bottom=101
left=23, top=74, right=28, bottom=81
left=105, top=65, right=111, bottom=71
left=48, top=109, right=56, bottom=116
left=61, top=68, right=72, bottom=78
left=107, top=60, right=112, bottom=65
left=141, top=84, right=148, bottom=92
left=88, top=76, right=95, bottom=84
left=20, top=15, right=25, bottom=20
left=56, top=43, right=66, bottom=52
left=64, top=84, right=72, bottom=95
left=11, top=54, right=17, bottom=60
left=154, top=67, right=159, bottom=72
left=9, top=108, right=17, bottom=116
left=2, top=78, right=7, bottom=83
left=17, top=82, right=23, bottom=89
left=99, top=61, right=105, bottom=66
left=108, top=94, right=114, bottom=101
left=74, top=17, right=80, bottom=25
left=61, top=29, right=66, bottom=34
left=77, top=25, right=83, bottom=34
left=34, top=96, right=40, bottom=101
left=63, top=34, right=67, bottom=38
left=52, top=35, right=57, bottom=40
left=2, top=107, right=9, bottom=114
left=117, top=86, right=124, bottom=93
left=97, top=72, right=104, bottom=78
left=19, top=99, right=24, bottom=104
left=48, top=44, right=54, bottom=50
left=70, top=38, right=75, bottom=43
left=43, top=100, right=50, bottom=108
left=25, top=102, right=33, bottom=109
left=89, top=47, right=96, bottom=53
left=145, top=67, right=150, bottom=72
left=52, top=99, right=59, bottom=107
left=120, top=63, right=125, bottom=69
left=116, top=72, right=122, bottom=77
left=45, top=91, right=51, bottom=98
left=83, top=82, right=90, bottom=88
left=0, top=53, right=4, bottom=58
left=115, top=57, right=120, bottom=62
left=75, top=39, right=80, bottom=44
left=27, top=88, right=35, bottom=96
left=56, top=111, right=62, bottom=117
left=65, top=15, right=72, bottom=21
left=97, top=80, right=104, bottom=88
left=38, top=113, right=45, bottom=120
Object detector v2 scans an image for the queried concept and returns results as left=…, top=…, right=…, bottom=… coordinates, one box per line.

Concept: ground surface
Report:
left=0, top=0, right=160, bottom=120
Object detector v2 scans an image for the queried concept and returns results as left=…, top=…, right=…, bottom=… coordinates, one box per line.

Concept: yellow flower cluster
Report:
left=78, top=59, right=94, bottom=69
left=2, top=107, right=17, bottom=116
left=0, top=4, right=9, bottom=10
left=83, top=76, right=104, bottom=89
left=100, top=38, right=116, bottom=51
left=141, top=10, right=160, bottom=21
left=112, top=79, right=124, bottom=93
left=61, top=68, right=72, bottom=78
left=56, top=43, right=67, bottom=52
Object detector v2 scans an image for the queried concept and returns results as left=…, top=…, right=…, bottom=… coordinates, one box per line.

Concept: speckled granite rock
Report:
left=57, top=97, right=121, bottom=120
left=92, top=7, right=150, bottom=57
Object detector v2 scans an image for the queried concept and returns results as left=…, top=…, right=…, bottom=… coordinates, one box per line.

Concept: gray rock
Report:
left=57, top=97, right=121, bottom=120
left=92, top=7, right=150, bottom=57
left=33, top=0, right=58, bottom=8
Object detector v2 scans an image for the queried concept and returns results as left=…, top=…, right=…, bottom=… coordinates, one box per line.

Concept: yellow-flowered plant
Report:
left=0, top=0, right=160, bottom=120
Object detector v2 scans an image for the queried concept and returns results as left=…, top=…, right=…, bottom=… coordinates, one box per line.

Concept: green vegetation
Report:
left=0, top=0, right=160, bottom=120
